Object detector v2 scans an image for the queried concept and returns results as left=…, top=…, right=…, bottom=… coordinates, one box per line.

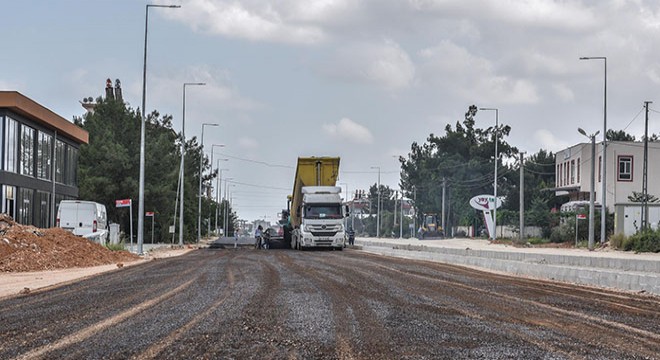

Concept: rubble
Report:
left=0, top=214, right=139, bottom=272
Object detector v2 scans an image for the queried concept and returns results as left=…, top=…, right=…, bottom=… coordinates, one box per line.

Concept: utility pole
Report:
left=399, top=190, right=403, bottom=238
left=441, top=178, right=446, bottom=234
left=393, top=190, right=398, bottom=237
left=642, top=101, right=652, bottom=229
left=519, top=152, right=525, bottom=242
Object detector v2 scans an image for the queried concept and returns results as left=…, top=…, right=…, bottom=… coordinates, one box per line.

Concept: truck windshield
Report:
left=304, top=204, right=342, bottom=219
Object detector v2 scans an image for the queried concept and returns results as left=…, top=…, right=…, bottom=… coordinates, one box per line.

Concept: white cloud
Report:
left=418, top=40, right=539, bottom=104
left=238, top=137, right=259, bottom=150
left=552, top=83, right=575, bottom=102
left=533, top=129, right=570, bottom=152
left=322, top=117, right=374, bottom=144
left=159, top=0, right=327, bottom=44
left=325, top=40, right=416, bottom=91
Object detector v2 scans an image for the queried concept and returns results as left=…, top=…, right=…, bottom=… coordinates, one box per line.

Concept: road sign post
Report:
left=116, top=199, right=133, bottom=252
left=576, top=213, right=587, bottom=247
left=146, top=211, right=155, bottom=244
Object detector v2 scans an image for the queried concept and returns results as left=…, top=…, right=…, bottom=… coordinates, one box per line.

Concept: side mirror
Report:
left=345, top=205, right=350, bottom=218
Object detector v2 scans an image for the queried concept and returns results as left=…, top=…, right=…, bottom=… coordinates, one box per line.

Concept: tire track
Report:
left=14, top=278, right=196, bottom=360
left=357, top=256, right=660, bottom=358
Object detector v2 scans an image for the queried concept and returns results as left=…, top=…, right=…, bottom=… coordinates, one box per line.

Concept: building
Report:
left=555, top=140, right=660, bottom=233
left=0, top=91, right=88, bottom=228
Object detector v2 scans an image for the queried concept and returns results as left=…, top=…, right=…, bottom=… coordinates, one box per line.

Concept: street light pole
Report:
left=216, top=165, right=229, bottom=234
left=370, top=166, right=381, bottom=238
left=223, top=178, right=234, bottom=235
left=579, top=128, right=600, bottom=251
left=179, top=82, right=205, bottom=246
left=138, top=3, right=180, bottom=255
left=198, top=123, right=219, bottom=243
left=580, top=56, right=607, bottom=244
left=479, top=107, right=499, bottom=241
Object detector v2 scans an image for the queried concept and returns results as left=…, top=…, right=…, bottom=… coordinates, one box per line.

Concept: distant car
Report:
left=264, top=227, right=284, bottom=248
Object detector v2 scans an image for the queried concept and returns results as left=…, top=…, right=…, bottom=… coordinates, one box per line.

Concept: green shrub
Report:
left=626, top=229, right=660, bottom=253
left=549, top=225, right=574, bottom=243
left=609, top=233, right=626, bottom=249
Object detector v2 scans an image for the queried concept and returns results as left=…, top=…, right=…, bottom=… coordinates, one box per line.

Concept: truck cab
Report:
left=292, top=186, right=347, bottom=250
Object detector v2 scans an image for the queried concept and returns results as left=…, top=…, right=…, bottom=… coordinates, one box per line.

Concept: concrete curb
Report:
left=357, top=241, right=660, bottom=295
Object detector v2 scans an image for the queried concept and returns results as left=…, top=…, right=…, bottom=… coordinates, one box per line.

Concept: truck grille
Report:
left=311, top=231, right=337, bottom=237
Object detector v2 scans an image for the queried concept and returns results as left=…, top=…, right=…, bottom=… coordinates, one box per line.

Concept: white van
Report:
left=56, top=200, right=109, bottom=244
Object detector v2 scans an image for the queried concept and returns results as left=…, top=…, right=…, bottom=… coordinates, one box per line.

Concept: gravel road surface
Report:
left=1, top=246, right=658, bottom=359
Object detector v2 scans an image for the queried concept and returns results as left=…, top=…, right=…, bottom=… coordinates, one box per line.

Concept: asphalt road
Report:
left=1, top=244, right=658, bottom=359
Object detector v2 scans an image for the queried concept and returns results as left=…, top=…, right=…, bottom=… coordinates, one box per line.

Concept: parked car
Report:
left=264, top=226, right=284, bottom=248
left=56, top=200, right=108, bottom=244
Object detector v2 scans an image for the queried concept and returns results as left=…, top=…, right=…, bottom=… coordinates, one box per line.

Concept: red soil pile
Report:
left=0, top=214, right=139, bottom=272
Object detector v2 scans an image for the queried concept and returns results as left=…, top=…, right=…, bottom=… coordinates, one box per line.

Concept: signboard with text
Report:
left=116, top=199, right=132, bottom=208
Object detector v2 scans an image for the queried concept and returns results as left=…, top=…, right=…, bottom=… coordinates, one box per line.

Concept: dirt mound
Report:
left=0, top=214, right=139, bottom=272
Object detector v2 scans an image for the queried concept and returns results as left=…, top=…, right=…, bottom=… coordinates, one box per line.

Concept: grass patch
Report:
left=105, top=242, right=126, bottom=251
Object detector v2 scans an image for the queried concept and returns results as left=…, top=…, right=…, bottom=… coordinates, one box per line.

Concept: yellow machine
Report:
left=419, top=213, right=444, bottom=239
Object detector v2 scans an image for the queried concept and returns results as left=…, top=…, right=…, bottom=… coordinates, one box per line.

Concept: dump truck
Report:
left=284, top=157, right=347, bottom=250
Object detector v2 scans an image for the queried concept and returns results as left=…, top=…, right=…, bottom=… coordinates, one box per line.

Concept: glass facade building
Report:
left=0, top=91, right=88, bottom=228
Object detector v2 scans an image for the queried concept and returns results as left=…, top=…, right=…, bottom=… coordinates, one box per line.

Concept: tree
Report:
left=607, top=129, right=635, bottom=141
left=77, top=97, right=217, bottom=243
left=399, top=105, right=518, bottom=233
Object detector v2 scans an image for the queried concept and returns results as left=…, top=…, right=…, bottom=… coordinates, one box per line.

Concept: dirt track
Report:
left=1, top=247, right=658, bottom=359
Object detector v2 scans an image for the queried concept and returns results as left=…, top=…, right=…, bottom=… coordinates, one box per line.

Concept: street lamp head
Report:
left=578, top=128, right=587, bottom=137
left=148, top=4, right=182, bottom=9
left=594, top=130, right=600, bottom=137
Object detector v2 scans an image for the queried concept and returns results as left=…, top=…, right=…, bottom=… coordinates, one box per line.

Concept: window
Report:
left=304, top=204, right=342, bottom=219
left=3, top=185, right=15, bottom=219
left=20, top=125, right=35, bottom=177
left=577, top=158, right=581, bottom=183
left=66, top=145, right=78, bottom=186
left=4, top=117, right=18, bottom=172
left=54, top=140, right=78, bottom=186
left=18, top=188, right=33, bottom=225
left=37, top=132, right=52, bottom=180
left=55, top=140, right=65, bottom=183
left=570, top=160, right=575, bottom=184
left=618, top=155, right=633, bottom=181
left=36, top=190, right=51, bottom=228
left=556, top=164, right=560, bottom=186
left=598, top=156, right=602, bottom=182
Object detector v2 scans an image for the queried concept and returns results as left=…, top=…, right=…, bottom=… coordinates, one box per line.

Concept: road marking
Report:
left=16, top=279, right=196, bottom=360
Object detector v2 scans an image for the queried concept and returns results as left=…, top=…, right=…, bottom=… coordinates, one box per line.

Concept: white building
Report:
left=555, top=141, right=660, bottom=234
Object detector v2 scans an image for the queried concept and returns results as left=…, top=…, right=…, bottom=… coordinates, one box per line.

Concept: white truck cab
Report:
left=292, top=186, right=347, bottom=250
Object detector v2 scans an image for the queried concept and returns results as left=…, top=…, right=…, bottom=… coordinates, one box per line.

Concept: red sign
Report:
left=145, top=211, right=154, bottom=217
left=577, top=214, right=587, bottom=220
left=116, top=199, right=132, bottom=208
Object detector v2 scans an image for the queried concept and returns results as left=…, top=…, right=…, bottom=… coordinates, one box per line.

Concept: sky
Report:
left=3, top=0, right=660, bottom=223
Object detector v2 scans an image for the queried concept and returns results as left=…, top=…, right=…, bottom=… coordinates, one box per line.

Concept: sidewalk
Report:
left=0, top=247, right=192, bottom=299
left=355, top=237, right=660, bottom=295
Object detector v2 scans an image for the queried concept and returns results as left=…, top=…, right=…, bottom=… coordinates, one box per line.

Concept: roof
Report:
left=0, top=91, right=89, bottom=144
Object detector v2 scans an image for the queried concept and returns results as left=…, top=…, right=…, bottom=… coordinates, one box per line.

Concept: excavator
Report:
left=418, top=213, right=444, bottom=240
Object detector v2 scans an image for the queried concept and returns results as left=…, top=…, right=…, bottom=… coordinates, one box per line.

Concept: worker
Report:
left=254, top=225, right=263, bottom=249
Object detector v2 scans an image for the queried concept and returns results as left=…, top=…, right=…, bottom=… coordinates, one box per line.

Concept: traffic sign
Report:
left=145, top=211, right=154, bottom=217
left=116, top=199, right=131, bottom=208
left=577, top=214, right=587, bottom=220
